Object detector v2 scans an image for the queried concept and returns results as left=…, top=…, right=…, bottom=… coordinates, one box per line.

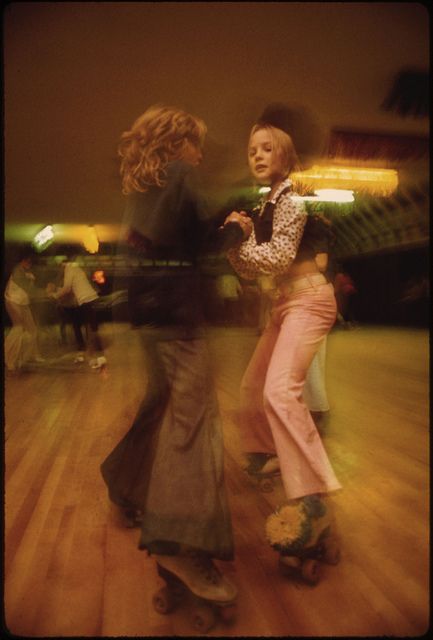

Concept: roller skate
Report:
left=265, top=495, right=340, bottom=585
left=244, top=453, right=280, bottom=492
left=89, top=355, right=108, bottom=373
left=152, top=549, right=238, bottom=633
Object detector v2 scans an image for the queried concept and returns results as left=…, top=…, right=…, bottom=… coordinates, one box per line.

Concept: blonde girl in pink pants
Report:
left=222, top=108, right=341, bottom=565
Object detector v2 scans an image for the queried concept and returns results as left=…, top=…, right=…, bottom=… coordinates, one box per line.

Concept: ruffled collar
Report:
left=268, top=178, right=293, bottom=203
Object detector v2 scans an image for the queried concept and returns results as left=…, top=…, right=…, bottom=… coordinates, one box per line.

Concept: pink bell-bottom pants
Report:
left=239, top=280, right=342, bottom=500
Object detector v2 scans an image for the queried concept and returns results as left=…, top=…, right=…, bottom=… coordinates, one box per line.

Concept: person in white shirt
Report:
left=48, top=246, right=106, bottom=369
left=4, top=248, right=45, bottom=372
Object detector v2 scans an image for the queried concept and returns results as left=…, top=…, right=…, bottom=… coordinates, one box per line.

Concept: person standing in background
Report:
left=53, top=263, right=86, bottom=362
left=334, top=268, right=357, bottom=328
left=47, top=246, right=106, bottom=369
left=215, top=269, right=243, bottom=325
left=4, top=247, right=46, bottom=373
left=303, top=212, right=336, bottom=433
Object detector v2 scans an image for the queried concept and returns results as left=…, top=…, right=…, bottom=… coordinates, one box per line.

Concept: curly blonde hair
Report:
left=118, top=105, right=207, bottom=194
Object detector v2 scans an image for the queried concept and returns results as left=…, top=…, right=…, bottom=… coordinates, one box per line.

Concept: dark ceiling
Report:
left=4, top=2, right=429, bottom=242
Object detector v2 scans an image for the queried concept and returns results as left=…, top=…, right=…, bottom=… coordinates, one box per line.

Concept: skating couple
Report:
left=101, top=104, right=341, bottom=610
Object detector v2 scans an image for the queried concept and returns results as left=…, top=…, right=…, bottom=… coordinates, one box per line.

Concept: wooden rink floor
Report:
left=4, top=321, right=430, bottom=637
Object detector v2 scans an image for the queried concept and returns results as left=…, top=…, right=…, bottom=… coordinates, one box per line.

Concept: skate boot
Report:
left=244, top=452, right=280, bottom=492
left=89, top=355, right=108, bottom=374
left=153, top=548, right=238, bottom=632
left=265, top=495, right=340, bottom=585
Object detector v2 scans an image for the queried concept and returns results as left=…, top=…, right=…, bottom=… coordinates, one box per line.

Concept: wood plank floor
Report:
left=4, top=322, right=429, bottom=637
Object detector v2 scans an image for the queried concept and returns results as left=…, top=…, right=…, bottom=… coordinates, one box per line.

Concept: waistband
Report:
left=278, top=272, right=328, bottom=295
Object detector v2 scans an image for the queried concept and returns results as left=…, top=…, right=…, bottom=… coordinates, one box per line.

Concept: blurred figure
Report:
left=240, top=281, right=261, bottom=328
left=100, top=105, right=236, bottom=611
left=57, top=293, right=86, bottom=359
left=47, top=247, right=106, bottom=369
left=397, top=274, right=429, bottom=327
left=304, top=337, right=329, bottom=431
left=4, top=247, right=46, bottom=373
left=303, top=213, right=336, bottom=432
left=399, top=275, right=429, bottom=303
left=334, top=268, right=357, bottom=328
left=52, top=265, right=86, bottom=360
left=215, top=270, right=243, bottom=325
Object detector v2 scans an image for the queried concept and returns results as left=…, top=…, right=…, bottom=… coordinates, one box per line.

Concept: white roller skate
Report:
left=89, top=355, right=107, bottom=371
left=153, top=549, right=238, bottom=632
left=265, top=495, right=340, bottom=585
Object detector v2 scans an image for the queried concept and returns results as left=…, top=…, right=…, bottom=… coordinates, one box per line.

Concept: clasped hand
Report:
left=222, top=210, right=253, bottom=240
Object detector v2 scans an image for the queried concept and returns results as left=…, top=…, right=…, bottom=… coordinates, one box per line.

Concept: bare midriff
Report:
left=285, top=257, right=321, bottom=279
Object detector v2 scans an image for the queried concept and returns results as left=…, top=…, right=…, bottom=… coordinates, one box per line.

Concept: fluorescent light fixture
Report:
left=313, top=189, right=354, bottom=203
left=292, top=190, right=355, bottom=204
left=290, top=165, right=398, bottom=196
left=258, top=184, right=354, bottom=203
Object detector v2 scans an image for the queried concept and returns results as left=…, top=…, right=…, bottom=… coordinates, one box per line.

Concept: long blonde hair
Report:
left=118, top=105, right=207, bottom=194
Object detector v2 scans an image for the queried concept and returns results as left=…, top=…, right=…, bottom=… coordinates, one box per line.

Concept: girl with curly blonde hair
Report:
left=118, top=104, right=207, bottom=194
left=101, top=105, right=237, bottom=610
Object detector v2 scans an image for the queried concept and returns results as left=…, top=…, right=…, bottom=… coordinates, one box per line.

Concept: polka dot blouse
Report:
left=227, top=178, right=307, bottom=280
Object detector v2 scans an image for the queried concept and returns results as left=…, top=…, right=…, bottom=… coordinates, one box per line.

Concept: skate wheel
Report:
left=219, top=603, right=237, bottom=624
left=323, top=538, right=340, bottom=565
left=192, top=603, right=216, bottom=632
left=152, top=586, right=175, bottom=614
left=301, top=559, right=320, bottom=585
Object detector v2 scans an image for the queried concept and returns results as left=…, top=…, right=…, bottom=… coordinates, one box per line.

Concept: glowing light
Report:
left=291, top=189, right=354, bottom=204
left=290, top=165, right=398, bottom=196
left=258, top=183, right=354, bottom=203
left=82, top=226, right=99, bottom=254
left=32, top=225, right=54, bottom=252
left=314, top=189, right=354, bottom=203
left=92, top=270, right=105, bottom=284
